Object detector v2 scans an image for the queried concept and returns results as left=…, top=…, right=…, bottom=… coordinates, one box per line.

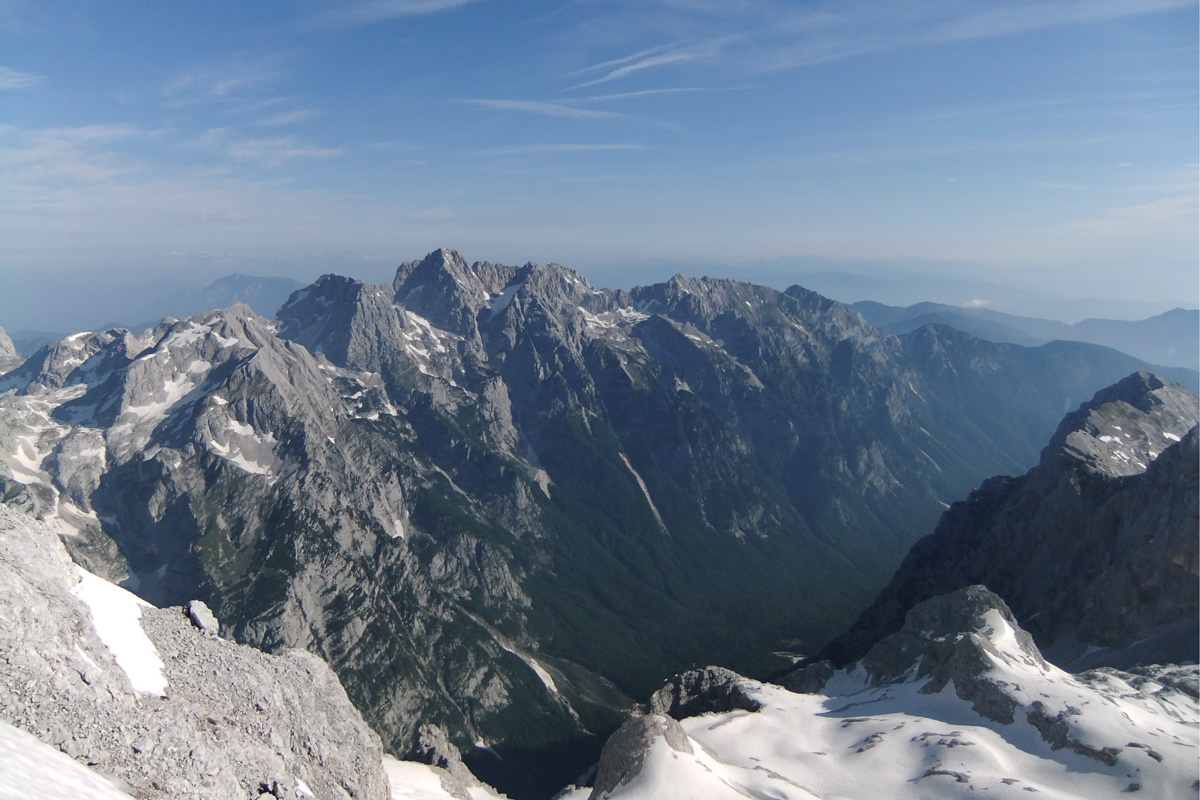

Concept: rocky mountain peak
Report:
left=276, top=274, right=403, bottom=370
left=392, top=249, right=516, bottom=337
left=0, top=327, right=20, bottom=374
left=856, top=585, right=1048, bottom=712
left=1044, top=370, right=1197, bottom=477
left=0, top=328, right=143, bottom=394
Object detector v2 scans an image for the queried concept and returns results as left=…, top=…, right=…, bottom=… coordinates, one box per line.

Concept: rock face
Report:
left=0, top=327, right=21, bottom=374
left=0, top=503, right=388, bottom=800
left=587, top=715, right=693, bottom=800
left=1, top=249, right=1193, bottom=787
left=847, top=586, right=1047, bottom=725
left=818, top=372, right=1199, bottom=671
left=649, top=666, right=763, bottom=719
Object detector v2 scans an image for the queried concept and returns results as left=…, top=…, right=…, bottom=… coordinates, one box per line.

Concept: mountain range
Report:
left=854, top=301, right=1199, bottom=370
left=1, top=249, right=1196, bottom=798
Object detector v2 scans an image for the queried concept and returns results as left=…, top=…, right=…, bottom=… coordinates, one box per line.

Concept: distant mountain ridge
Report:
left=3, top=273, right=308, bottom=350
left=854, top=300, right=1199, bottom=370
left=163, top=273, right=307, bottom=321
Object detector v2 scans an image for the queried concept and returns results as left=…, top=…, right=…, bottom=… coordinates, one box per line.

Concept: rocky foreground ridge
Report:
left=1, top=249, right=1195, bottom=793
left=0, top=503, right=388, bottom=800
left=0, top=502, right=508, bottom=800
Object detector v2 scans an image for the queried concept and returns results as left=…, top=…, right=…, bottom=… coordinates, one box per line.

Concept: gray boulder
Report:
left=186, top=599, right=220, bottom=636
left=649, top=666, right=764, bottom=719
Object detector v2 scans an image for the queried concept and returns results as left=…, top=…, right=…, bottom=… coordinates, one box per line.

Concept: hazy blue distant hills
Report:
left=853, top=301, right=1198, bottom=370
left=163, top=273, right=306, bottom=321
left=6, top=273, right=308, bottom=353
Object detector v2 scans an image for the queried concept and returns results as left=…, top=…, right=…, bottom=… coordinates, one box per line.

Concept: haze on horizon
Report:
left=0, top=0, right=1196, bottom=332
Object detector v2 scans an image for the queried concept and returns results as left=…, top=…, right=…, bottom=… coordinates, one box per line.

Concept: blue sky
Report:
left=1, top=0, right=1196, bottom=329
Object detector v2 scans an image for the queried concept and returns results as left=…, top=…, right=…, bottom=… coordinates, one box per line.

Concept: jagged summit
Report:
left=1043, top=371, right=1197, bottom=476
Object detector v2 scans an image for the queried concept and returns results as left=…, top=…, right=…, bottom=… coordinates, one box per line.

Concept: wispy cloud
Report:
left=163, top=56, right=290, bottom=106
left=578, top=86, right=747, bottom=103
left=931, top=0, right=1194, bottom=43
left=193, top=128, right=344, bottom=167
left=473, top=143, right=647, bottom=156
left=461, top=99, right=630, bottom=121
left=318, top=0, right=484, bottom=26
left=567, top=0, right=1193, bottom=82
left=1067, top=194, right=1199, bottom=236
left=0, top=66, right=42, bottom=90
left=254, top=108, right=320, bottom=127
left=570, top=48, right=707, bottom=89
left=0, top=124, right=148, bottom=183
left=221, top=135, right=344, bottom=167
left=566, top=44, right=680, bottom=78
left=754, top=0, right=1194, bottom=73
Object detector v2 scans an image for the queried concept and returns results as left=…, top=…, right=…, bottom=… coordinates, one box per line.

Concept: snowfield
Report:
left=569, top=674, right=1198, bottom=799
left=569, top=595, right=1199, bottom=800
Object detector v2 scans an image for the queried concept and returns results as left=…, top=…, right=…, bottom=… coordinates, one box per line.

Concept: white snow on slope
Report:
left=384, top=756, right=506, bottom=800
left=618, top=453, right=667, bottom=533
left=0, top=719, right=134, bottom=800
left=487, top=281, right=523, bottom=318
left=575, top=629, right=1200, bottom=799
left=207, top=415, right=279, bottom=477
left=70, top=569, right=168, bottom=696
left=499, top=642, right=559, bottom=696
left=579, top=306, right=648, bottom=334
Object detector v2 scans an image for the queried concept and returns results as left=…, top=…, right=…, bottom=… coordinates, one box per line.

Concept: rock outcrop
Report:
left=0, top=504, right=389, bottom=800
left=649, top=666, right=763, bottom=719
left=587, top=715, right=693, bottom=800
left=818, top=372, right=1199, bottom=671
left=0, top=327, right=21, bottom=374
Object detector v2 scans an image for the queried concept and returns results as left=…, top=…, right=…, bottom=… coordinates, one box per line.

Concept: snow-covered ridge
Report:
left=572, top=587, right=1200, bottom=800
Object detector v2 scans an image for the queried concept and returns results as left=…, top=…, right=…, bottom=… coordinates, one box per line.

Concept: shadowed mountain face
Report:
left=818, top=372, right=1199, bottom=672
left=2, top=249, right=1196, bottom=796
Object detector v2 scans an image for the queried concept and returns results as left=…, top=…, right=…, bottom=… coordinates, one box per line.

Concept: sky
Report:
left=0, top=0, right=1197, bottom=331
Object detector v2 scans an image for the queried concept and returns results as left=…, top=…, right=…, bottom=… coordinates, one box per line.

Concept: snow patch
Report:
left=0, top=720, right=135, bottom=799
left=384, top=755, right=504, bottom=799
left=70, top=569, right=167, bottom=696
left=618, top=452, right=667, bottom=533
left=487, top=281, right=523, bottom=318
